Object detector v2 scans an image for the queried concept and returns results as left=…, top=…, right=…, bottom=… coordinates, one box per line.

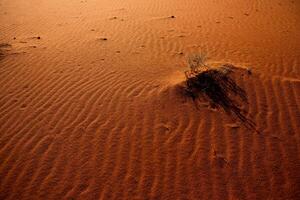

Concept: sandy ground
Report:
left=0, top=0, right=299, bottom=199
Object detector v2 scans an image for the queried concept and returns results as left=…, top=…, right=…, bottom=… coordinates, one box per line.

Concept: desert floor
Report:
left=0, top=0, right=299, bottom=199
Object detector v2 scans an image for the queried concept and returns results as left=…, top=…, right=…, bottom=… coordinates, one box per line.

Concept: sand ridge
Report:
left=0, top=0, right=300, bottom=199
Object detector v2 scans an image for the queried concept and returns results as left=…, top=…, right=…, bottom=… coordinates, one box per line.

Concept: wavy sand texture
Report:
left=0, top=0, right=299, bottom=199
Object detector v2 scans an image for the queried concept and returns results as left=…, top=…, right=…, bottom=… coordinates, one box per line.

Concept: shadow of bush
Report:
left=184, top=54, right=256, bottom=131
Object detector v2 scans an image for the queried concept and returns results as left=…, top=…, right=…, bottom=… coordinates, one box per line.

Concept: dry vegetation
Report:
left=184, top=53, right=256, bottom=130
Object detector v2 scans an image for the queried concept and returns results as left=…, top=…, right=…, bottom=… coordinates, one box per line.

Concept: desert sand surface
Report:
left=0, top=0, right=300, bottom=199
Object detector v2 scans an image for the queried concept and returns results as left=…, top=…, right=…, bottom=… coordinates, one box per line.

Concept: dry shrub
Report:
left=184, top=53, right=256, bottom=130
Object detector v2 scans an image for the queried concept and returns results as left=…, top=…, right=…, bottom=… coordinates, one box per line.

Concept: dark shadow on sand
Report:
left=184, top=66, right=257, bottom=131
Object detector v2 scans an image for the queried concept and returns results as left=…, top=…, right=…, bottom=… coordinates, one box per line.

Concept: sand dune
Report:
left=0, top=0, right=299, bottom=199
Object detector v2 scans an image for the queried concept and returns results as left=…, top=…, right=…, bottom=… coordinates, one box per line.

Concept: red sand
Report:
left=0, top=0, right=299, bottom=199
